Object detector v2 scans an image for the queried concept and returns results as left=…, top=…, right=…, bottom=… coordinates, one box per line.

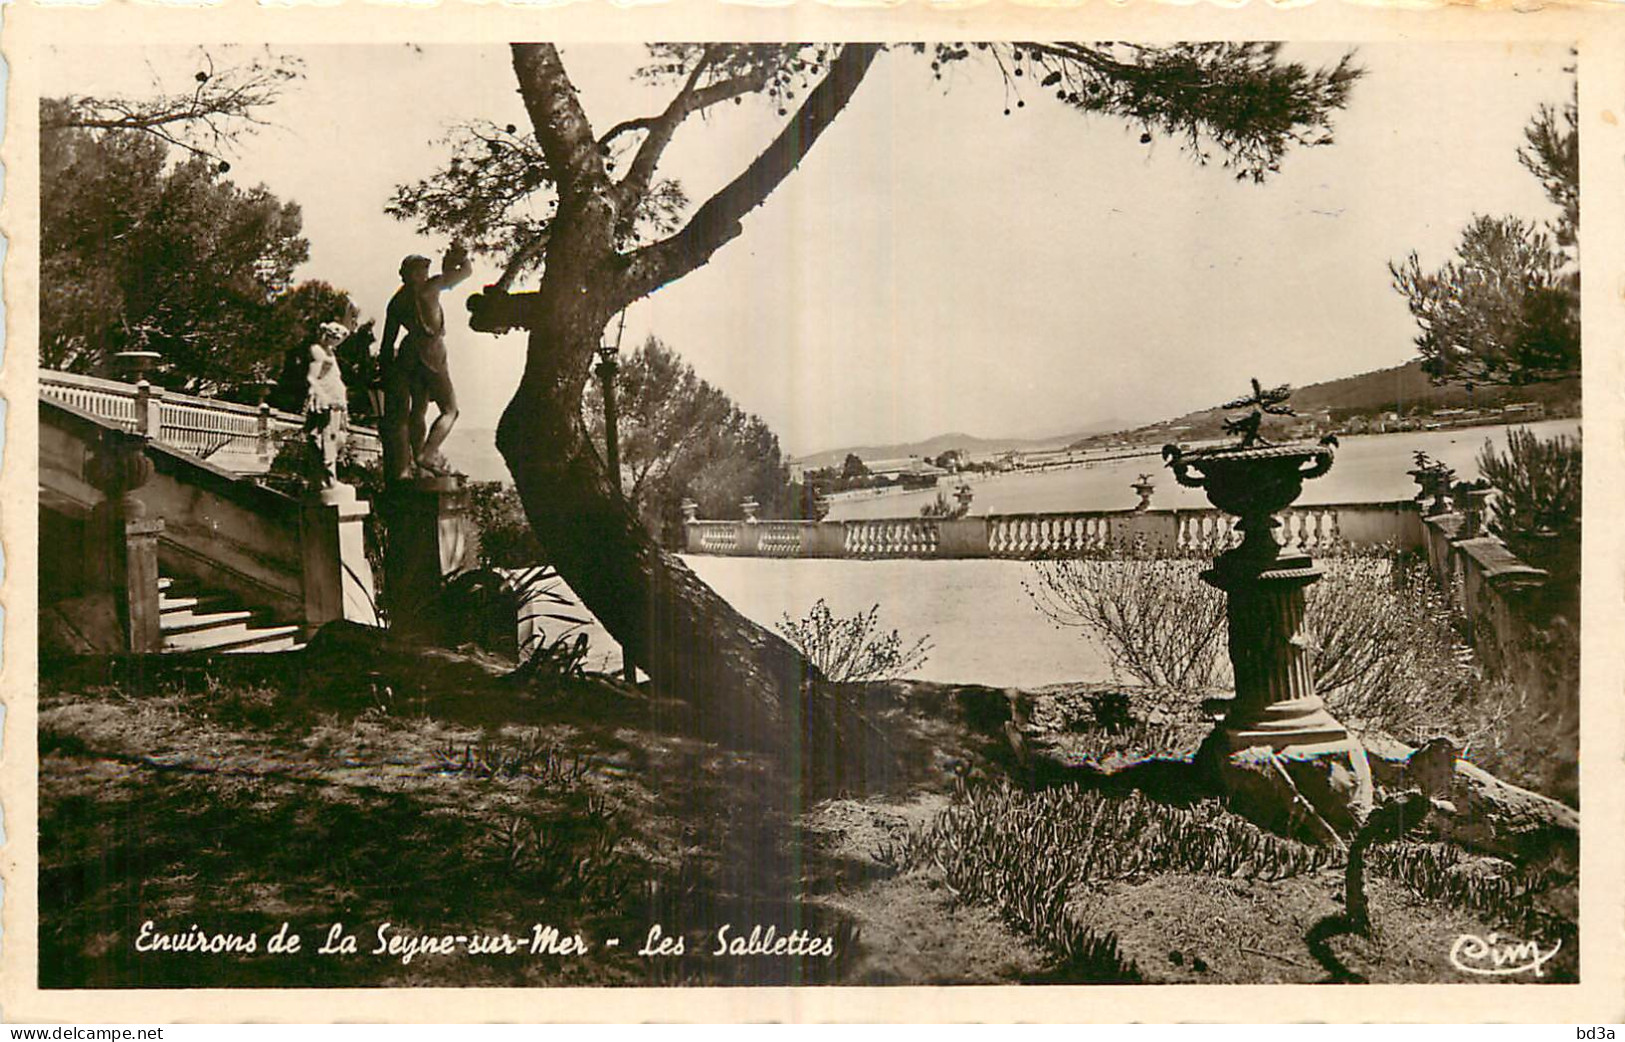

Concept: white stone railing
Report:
left=683, top=501, right=1424, bottom=560
left=756, top=521, right=809, bottom=557
left=691, top=520, right=742, bottom=555
left=41, top=368, right=381, bottom=473
left=844, top=518, right=940, bottom=558
left=988, top=513, right=1115, bottom=557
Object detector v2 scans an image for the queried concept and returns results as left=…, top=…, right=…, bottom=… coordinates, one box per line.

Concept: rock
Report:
left=1364, top=733, right=1577, bottom=864
left=1215, top=737, right=1374, bottom=844
left=1403, top=736, right=1460, bottom=799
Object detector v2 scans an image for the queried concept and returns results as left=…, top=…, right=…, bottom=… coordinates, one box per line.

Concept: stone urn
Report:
left=85, top=429, right=156, bottom=518
left=1164, top=440, right=1333, bottom=569
left=1131, top=474, right=1156, bottom=512
left=114, top=349, right=163, bottom=383
left=1164, top=436, right=1374, bottom=836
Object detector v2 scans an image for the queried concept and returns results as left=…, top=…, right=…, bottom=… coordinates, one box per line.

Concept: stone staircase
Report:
left=158, top=576, right=303, bottom=654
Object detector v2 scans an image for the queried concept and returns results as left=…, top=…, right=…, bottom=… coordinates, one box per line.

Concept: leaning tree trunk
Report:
left=486, top=43, right=892, bottom=772
left=495, top=318, right=861, bottom=761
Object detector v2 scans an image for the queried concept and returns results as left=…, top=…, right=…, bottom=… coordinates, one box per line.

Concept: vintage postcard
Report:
left=3, top=0, right=1623, bottom=1023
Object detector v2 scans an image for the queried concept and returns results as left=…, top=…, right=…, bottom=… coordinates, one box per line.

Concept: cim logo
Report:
left=1448, top=932, right=1563, bottom=977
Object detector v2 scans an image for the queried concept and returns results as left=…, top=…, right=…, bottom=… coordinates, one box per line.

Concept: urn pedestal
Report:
left=1167, top=440, right=1374, bottom=836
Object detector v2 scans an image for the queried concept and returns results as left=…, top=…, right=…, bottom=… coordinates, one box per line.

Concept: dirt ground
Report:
left=35, top=641, right=1575, bottom=987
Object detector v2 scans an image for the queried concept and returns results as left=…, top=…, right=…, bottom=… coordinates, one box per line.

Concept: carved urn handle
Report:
left=1162, top=444, right=1205, bottom=489
left=1298, top=434, right=1339, bottom=481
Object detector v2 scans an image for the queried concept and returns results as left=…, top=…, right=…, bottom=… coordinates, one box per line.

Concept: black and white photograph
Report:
left=7, top=5, right=1618, bottom=1019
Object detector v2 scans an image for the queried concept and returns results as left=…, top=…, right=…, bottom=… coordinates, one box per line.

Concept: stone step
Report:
left=218, top=627, right=303, bottom=654
left=157, top=572, right=300, bottom=655
left=160, top=607, right=256, bottom=636
left=159, top=591, right=235, bottom=616
left=164, top=621, right=300, bottom=653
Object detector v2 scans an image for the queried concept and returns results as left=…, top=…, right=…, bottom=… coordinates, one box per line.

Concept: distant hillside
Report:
left=797, top=421, right=1127, bottom=470
left=1073, top=361, right=1580, bottom=447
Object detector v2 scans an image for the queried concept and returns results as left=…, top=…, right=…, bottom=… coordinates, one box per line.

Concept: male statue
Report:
left=378, top=242, right=473, bottom=480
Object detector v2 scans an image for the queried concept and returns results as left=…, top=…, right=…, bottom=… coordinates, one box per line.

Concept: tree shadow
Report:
left=1024, top=754, right=1222, bottom=807
left=1304, top=914, right=1370, bottom=984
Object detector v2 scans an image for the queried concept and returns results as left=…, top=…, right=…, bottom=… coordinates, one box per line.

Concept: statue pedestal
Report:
left=301, top=482, right=380, bottom=635
left=377, top=477, right=480, bottom=637
left=1201, top=549, right=1373, bottom=836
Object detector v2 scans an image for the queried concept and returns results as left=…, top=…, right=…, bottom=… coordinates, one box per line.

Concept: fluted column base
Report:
left=1219, top=695, right=1352, bottom=752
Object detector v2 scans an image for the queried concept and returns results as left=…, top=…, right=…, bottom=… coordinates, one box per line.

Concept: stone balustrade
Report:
left=845, top=518, right=941, bottom=557
left=683, top=500, right=1424, bottom=559
left=42, top=368, right=382, bottom=474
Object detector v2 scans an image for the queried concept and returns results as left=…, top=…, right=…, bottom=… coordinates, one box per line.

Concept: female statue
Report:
left=305, top=321, right=352, bottom=487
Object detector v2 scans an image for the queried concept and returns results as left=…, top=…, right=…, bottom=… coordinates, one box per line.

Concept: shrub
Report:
left=1027, top=547, right=1478, bottom=742
left=1306, top=552, right=1477, bottom=736
left=775, top=599, right=932, bottom=683
left=466, top=480, right=546, bottom=570
left=919, top=490, right=968, bottom=519
left=1026, top=551, right=1229, bottom=694
left=1477, top=427, right=1582, bottom=543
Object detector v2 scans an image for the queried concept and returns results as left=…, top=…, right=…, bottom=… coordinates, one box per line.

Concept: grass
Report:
left=37, top=628, right=1578, bottom=987
left=884, top=779, right=1330, bottom=983
left=882, top=773, right=1576, bottom=984
left=37, top=646, right=865, bottom=988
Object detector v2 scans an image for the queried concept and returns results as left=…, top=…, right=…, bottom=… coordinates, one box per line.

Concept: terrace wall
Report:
left=683, top=500, right=1424, bottom=560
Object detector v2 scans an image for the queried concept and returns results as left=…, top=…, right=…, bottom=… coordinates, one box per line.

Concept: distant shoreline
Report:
left=836, top=416, right=1575, bottom=503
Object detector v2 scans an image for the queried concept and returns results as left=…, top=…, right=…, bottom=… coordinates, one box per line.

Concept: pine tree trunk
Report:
left=496, top=317, right=832, bottom=755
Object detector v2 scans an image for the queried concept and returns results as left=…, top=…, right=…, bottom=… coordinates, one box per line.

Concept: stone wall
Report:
left=1418, top=509, right=1570, bottom=693
left=685, top=500, right=1426, bottom=560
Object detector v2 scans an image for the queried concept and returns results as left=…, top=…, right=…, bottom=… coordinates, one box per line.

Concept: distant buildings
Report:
left=1501, top=401, right=1546, bottom=422
left=864, top=455, right=949, bottom=479
left=1334, top=400, right=1551, bottom=436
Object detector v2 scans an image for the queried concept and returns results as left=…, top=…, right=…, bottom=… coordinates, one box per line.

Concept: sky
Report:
left=41, top=41, right=1574, bottom=459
